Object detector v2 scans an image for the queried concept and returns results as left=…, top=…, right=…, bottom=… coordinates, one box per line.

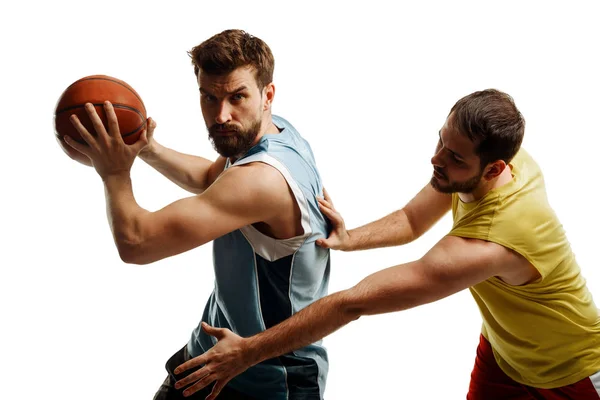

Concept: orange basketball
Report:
left=54, top=75, right=147, bottom=166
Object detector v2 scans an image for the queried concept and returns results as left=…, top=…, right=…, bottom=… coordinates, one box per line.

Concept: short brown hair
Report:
left=188, top=29, right=275, bottom=90
left=449, top=89, right=525, bottom=168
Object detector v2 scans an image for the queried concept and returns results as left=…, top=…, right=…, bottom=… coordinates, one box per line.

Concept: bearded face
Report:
left=430, top=165, right=484, bottom=194
left=208, top=117, right=262, bottom=158
left=198, top=67, right=269, bottom=159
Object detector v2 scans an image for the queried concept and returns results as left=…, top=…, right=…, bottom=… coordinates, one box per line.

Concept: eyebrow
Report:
left=438, top=130, right=466, bottom=160
left=199, top=85, right=249, bottom=95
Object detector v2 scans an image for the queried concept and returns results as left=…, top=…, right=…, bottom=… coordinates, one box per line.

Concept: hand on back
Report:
left=316, top=188, right=351, bottom=251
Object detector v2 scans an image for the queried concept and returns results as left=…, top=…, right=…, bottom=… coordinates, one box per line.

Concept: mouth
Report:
left=433, top=169, right=446, bottom=180
left=213, top=130, right=236, bottom=136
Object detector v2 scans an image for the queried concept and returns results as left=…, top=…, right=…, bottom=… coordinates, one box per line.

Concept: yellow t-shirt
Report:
left=448, top=148, right=600, bottom=388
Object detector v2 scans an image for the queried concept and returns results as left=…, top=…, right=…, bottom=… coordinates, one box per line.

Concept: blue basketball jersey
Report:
left=188, top=115, right=331, bottom=399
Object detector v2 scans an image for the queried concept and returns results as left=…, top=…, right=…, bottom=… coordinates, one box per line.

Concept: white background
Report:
left=2, top=1, right=599, bottom=399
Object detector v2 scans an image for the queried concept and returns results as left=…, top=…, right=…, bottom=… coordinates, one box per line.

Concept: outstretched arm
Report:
left=138, top=118, right=227, bottom=194
left=317, top=183, right=451, bottom=251
left=173, top=235, right=536, bottom=399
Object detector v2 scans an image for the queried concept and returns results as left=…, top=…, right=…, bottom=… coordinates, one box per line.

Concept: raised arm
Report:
left=318, top=183, right=451, bottom=251
left=105, top=162, right=287, bottom=264
left=173, top=235, right=538, bottom=399
left=138, top=118, right=227, bottom=194
left=64, top=102, right=290, bottom=265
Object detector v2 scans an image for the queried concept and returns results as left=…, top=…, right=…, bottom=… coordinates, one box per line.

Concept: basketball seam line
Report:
left=62, top=76, right=146, bottom=113
left=55, top=102, right=144, bottom=117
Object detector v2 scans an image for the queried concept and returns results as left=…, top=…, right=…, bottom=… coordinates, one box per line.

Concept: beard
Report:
left=430, top=166, right=484, bottom=194
left=208, top=118, right=262, bottom=158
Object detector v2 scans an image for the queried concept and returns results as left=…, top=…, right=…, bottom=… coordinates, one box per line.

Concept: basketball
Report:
left=54, top=75, right=147, bottom=166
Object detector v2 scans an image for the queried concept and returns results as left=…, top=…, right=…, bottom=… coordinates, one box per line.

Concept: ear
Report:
left=263, top=83, right=275, bottom=111
left=483, top=160, right=507, bottom=181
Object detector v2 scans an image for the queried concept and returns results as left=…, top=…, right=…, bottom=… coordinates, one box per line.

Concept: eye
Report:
left=201, top=94, right=216, bottom=103
left=452, top=154, right=464, bottom=164
left=231, top=93, right=245, bottom=101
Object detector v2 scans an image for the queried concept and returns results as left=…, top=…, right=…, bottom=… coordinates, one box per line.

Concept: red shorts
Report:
left=468, top=334, right=600, bottom=399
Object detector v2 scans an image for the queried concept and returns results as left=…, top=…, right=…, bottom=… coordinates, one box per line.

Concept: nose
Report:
left=431, top=148, right=444, bottom=167
left=215, top=102, right=231, bottom=125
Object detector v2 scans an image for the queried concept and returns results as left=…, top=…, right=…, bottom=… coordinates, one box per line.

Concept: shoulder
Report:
left=234, top=161, right=288, bottom=185
left=272, top=114, right=292, bottom=129
left=210, top=161, right=290, bottom=203
left=181, top=161, right=292, bottom=225
left=272, top=114, right=305, bottom=142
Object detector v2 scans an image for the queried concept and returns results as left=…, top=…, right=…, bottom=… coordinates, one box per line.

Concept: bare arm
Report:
left=105, top=162, right=288, bottom=264
left=65, top=104, right=280, bottom=265
left=244, top=236, right=521, bottom=361
left=319, top=183, right=451, bottom=251
left=138, top=118, right=226, bottom=194
left=347, top=183, right=451, bottom=250
left=173, top=235, right=538, bottom=398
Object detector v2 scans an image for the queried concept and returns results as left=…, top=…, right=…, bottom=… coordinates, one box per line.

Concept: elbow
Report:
left=182, top=171, right=207, bottom=194
left=117, top=241, right=152, bottom=265
left=182, top=181, right=204, bottom=195
left=112, top=211, right=156, bottom=265
left=338, top=289, right=366, bottom=322
left=345, top=307, right=363, bottom=323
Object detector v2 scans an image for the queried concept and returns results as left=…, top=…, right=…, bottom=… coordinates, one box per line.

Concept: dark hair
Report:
left=449, top=89, right=525, bottom=167
left=188, top=29, right=275, bottom=90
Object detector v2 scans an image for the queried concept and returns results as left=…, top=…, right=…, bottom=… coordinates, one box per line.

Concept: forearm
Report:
left=244, top=290, right=359, bottom=366
left=243, top=259, right=444, bottom=367
left=139, top=142, right=214, bottom=194
left=103, top=173, right=150, bottom=262
left=242, top=261, right=433, bottom=366
left=346, top=209, right=416, bottom=251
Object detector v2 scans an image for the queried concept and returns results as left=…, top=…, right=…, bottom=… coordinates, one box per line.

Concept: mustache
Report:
left=209, top=123, right=240, bottom=135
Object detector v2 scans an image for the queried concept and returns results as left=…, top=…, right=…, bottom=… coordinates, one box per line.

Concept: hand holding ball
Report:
left=54, top=75, right=147, bottom=166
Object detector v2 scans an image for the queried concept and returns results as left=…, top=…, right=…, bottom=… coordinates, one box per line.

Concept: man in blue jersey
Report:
left=64, top=29, right=330, bottom=400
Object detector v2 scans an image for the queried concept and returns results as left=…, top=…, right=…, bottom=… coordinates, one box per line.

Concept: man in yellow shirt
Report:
left=171, top=89, right=600, bottom=399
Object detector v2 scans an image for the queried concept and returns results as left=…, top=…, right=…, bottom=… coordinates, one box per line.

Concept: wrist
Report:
left=342, top=231, right=355, bottom=251
left=102, top=171, right=131, bottom=184
left=242, top=336, right=266, bottom=367
left=138, top=141, right=161, bottom=162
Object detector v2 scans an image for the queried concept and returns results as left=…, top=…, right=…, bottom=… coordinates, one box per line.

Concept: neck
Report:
left=458, top=164, right=513, bottom=203
left=263, top=113, right=279, bottom=135
left=254, top=114, right=279, bottom=141
left=230, top=116, right=278, bottom=163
